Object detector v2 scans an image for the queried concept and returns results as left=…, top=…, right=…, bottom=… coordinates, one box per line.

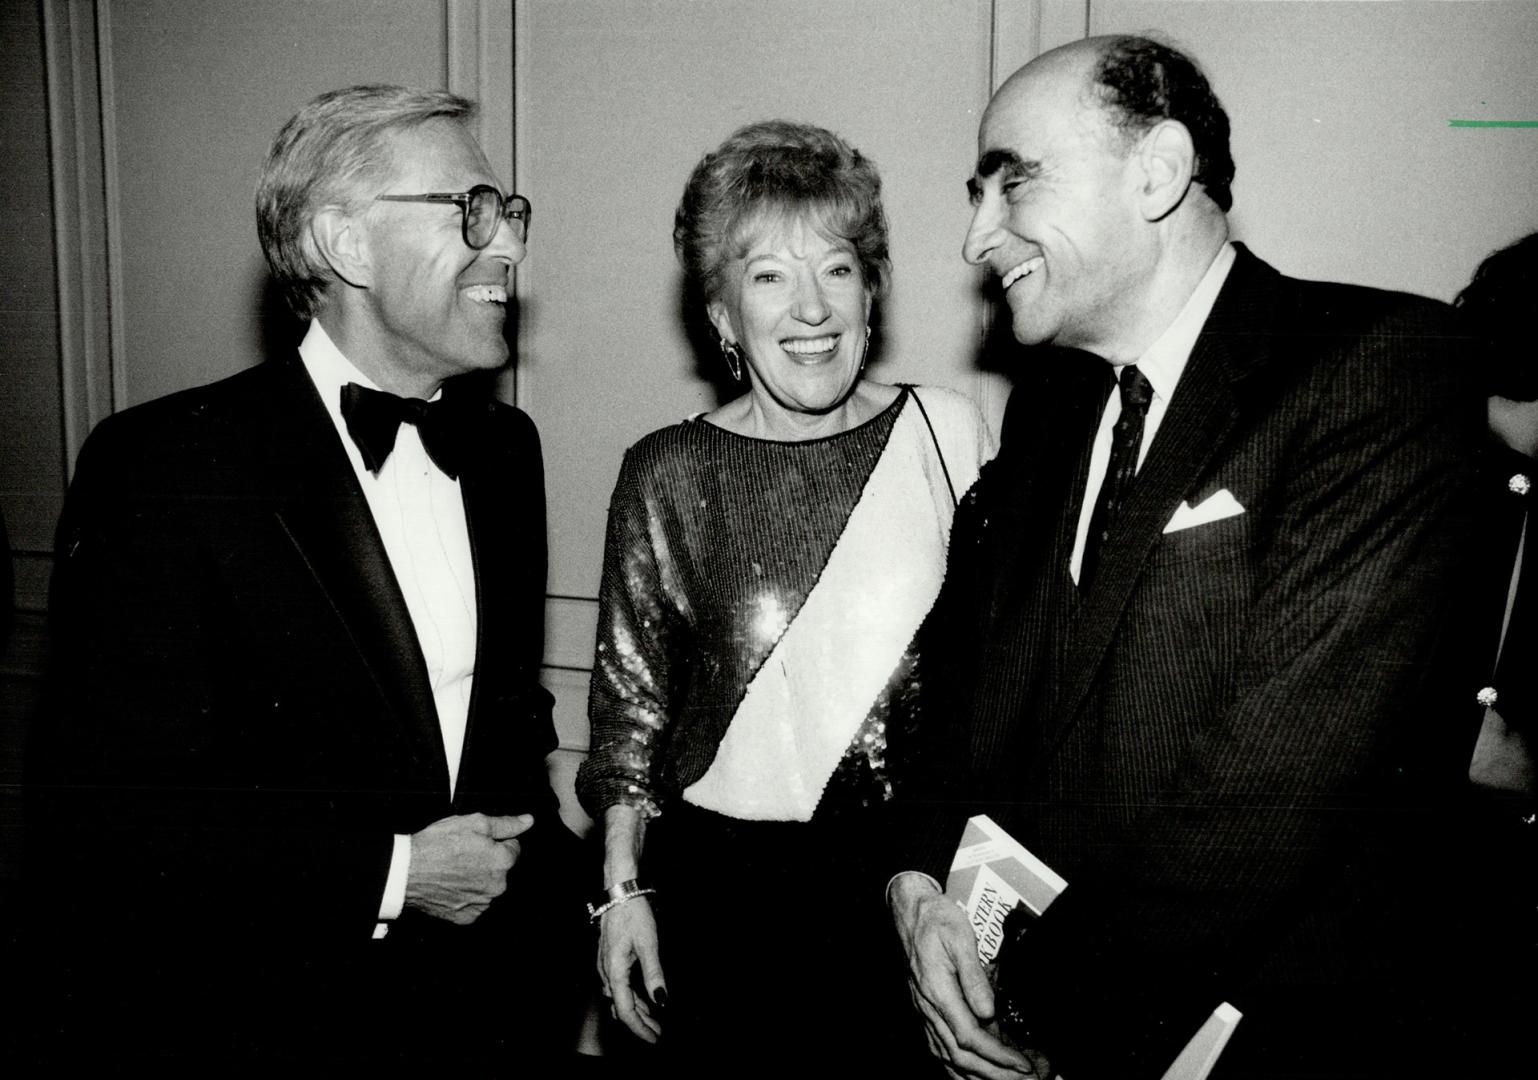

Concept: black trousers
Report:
left=21, top=831, right=592, bottom=1071
left=640, top=802, right=937, bottom=1080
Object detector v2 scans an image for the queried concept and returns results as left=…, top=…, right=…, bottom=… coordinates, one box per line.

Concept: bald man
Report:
left=889, top=36, right=1484, bottom=1079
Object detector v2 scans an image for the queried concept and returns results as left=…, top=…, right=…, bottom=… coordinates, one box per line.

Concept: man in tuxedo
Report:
left=1444, top=232, right=1538, bottom=1074
left=27, top=86, right=584, bottom=1065
left=889, top=37, right=1484, bottom=1079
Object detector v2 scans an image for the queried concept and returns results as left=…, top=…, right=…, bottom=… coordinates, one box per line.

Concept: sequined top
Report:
left=578, top=388, right=922, bottom=821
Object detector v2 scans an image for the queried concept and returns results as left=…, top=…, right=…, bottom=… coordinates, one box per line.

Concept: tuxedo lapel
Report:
left=1043, top=247, right=1280, bottom=755
left=454, top=400, right=512, bottom=789
left=263, top=356, right=449, bottom=789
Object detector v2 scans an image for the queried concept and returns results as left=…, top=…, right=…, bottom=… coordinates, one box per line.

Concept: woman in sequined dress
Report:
left=576, top=120, right=993, bottom=1075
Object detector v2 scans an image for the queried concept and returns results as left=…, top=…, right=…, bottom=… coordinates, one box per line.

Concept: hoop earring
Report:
left=720, top=339, right=744, bottom=382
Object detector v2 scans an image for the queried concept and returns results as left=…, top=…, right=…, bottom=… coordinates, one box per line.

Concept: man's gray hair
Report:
left=256, top=85, right=477, bottom=319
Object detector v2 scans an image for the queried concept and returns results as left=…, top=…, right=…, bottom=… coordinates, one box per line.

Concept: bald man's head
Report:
left=963, top=35, right=1232, bottom=358
left=992, top=35, right=1235, bottom=213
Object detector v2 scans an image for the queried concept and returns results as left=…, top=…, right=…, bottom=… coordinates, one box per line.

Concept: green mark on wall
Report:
left=1448, top=119, right=1538, bottom=128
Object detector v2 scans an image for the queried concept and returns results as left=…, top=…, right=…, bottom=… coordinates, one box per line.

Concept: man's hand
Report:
left=404, top=813, right=534, bottom=925
left=889, top=872, right=1039, bottom=1079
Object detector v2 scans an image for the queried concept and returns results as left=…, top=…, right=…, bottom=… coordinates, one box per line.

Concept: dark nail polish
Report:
left=653, top=986, right=668, bottom=1008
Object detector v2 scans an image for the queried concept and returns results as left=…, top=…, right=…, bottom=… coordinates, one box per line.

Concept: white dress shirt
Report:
left=298, top=320, right=479, bottom=933
left=1069, top=243, right=1238, bottom=585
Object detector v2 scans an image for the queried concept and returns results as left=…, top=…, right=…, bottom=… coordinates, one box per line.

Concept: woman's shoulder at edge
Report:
left=627, top=407, right=737, bottom=449
left=903, top=383, right=998, bottom=474
left=903, top=382, right=983, bottom=418
left=610, top=414, right=726, bottom=490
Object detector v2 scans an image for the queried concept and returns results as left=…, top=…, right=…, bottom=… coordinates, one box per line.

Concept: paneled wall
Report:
left=0, top=0, right=64, bottom=932
left=107, top=2, right=449, bottom=407
left=1091, top=0, right=1538, bottom=302
left=0, top=3, right=62, bottom=608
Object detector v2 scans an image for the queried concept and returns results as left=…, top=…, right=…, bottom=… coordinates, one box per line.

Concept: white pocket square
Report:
left=1164, top=489, right=1245, bottom=533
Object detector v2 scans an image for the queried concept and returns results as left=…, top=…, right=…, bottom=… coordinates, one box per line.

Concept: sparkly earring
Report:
left=720, top=339, right=744, bottom=382
left=860, top=325, right=872, bottom=372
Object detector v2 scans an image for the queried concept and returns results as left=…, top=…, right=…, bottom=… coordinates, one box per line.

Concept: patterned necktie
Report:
left=340, top=382, right=465, bottom=479
left=1080, top=364, right=1154, bottom=592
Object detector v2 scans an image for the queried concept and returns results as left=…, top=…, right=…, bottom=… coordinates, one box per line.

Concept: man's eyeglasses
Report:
left=374, top=185, right=531, bottom=249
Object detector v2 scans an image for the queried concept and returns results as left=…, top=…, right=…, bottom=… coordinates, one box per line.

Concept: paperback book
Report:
left=944, top=814, right=1241, bottom=1080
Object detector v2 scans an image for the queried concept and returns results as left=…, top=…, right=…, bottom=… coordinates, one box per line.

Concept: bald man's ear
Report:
left=1135, top=120, right=1196, bottom=222
left=309, top=207, right=371, bottom=290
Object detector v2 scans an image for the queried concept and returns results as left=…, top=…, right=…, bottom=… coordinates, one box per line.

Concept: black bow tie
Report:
left=340, top=382, right=465, bottom=479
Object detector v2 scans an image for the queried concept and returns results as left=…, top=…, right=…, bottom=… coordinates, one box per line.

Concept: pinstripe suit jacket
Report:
left=911, top=246, right=1485, bottom=1077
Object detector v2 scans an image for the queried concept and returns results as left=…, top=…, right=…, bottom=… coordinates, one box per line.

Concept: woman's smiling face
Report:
left=709, top=213, right=872, bottom=419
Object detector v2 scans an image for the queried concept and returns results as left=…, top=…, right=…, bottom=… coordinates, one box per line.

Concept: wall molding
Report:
left=446, top=0, right=519, bottom=405
left=94, top=0, right=128, bottom=417
left=445, top=0, right=515, bottom=190
left=973, top=1, right=1089, bottom=423
left=42, top=0, right=116, bottom=478
left=989, top=1, right=1090, bottom=91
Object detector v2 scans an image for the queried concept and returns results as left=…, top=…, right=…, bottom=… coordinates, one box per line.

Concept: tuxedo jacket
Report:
left=1452, top=441, right=1536, bottom=742
left=26, top=353, right=580, bottom=1056
left=1442, top=440, right=1538, bottom=1071
left=911, top=246, right=1485, bottom=1077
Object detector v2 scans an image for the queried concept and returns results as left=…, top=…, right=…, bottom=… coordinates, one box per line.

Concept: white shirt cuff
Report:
left=373, top=833, right=412, bottom=937
left=885, top=870, right=944, bottom=908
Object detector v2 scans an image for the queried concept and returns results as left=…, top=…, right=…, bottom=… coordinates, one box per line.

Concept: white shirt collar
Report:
left=298, top=319, right=450, bottom=472
left=297, top=319, right=376, bottom=477
left=298, top=318, right=443, bottom=411
left=299, top=317, right=380, bottom=410
left=1126, top=241, right=1237, bottom=402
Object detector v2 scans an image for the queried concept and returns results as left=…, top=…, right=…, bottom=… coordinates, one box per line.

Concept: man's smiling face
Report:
left=963, top=54, right=1148, bottom=355
left=359, top=119, right=525, bottom=390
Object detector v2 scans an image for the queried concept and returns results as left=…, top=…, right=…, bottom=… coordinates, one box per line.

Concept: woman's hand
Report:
left=597, top=804, right=664, bottom=1042
left=598, top=895, right=666, bottom=1043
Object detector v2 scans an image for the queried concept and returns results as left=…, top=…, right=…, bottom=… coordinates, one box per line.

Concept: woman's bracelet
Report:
left=586, top=878, right=656, bottom=923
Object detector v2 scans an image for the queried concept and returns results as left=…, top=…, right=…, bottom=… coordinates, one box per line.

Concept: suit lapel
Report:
left=1043, top=247, right=1280, bottom=755
left=263, top=356, right=449, bottom=789
left=960, top=355, right=1104, bottom=779
left=988, top=353, right=1106, bottom=629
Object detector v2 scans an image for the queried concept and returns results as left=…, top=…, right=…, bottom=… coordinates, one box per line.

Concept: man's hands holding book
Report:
left=889, top=872, right=1045, bottom=1079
